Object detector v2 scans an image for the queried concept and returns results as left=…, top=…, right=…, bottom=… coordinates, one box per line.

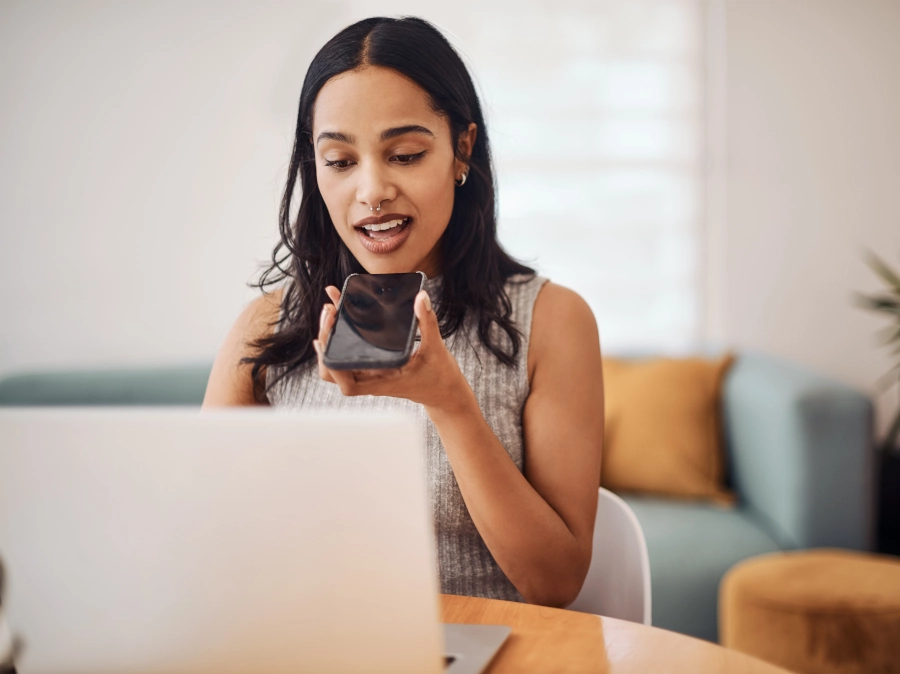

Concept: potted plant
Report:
left=856, top=251, right=900, bottom=555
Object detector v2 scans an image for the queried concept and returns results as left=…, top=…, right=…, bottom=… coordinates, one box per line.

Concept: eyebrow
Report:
left=316, top=131, right=354, bottom=146
left=315, top=125, right=435, bottom=146
left=380, top=125, right=434, bottom=141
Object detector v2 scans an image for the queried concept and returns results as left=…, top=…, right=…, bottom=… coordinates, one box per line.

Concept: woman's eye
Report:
left=391, top=151, right=427, bottom=165
left=323, top=159, right=354, bottom=171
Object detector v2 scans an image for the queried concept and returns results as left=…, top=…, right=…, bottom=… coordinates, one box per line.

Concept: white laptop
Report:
left=0, top=409, right=509, bottom=674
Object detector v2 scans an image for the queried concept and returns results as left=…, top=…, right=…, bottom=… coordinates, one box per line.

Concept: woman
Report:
left=203, top=16, right=604, bottom=608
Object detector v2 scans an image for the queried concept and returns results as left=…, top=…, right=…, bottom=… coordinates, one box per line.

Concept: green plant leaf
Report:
left=874, top=365, right=900, bottom=394
left=856, top=293, right=900, bottom=309
left=882, top=408, right=900, bottom=455
left=865, top=249, right=900, bottom=294
left=856, top=295, right=900, bottom=317
left=854, top=293, right=875, bottom=309
left=858, top=251, right=900, bottom=454
left=875, top=324, right=900, bottom=345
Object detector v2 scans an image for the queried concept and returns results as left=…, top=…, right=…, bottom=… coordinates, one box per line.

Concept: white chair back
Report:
left=567, top=488, right=652, bottom=625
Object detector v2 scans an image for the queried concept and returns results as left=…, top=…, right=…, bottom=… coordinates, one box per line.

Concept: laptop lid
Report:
left=0, top=408, right=444, bottom=674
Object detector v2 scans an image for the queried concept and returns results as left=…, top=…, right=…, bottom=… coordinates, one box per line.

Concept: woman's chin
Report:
left=356, top=258, right=419, bottom=275
left=352, top=246, right=440, bottom=278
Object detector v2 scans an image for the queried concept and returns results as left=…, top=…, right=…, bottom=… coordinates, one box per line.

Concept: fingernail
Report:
left=320, top=306, right=329, bottom=325
left=421, top=292, right=432, bottom=313
left=313, top=339, right=322, bottom=356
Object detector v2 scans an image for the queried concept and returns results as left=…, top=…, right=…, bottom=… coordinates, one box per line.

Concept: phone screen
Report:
left=324, top=272, right=424, bottom=369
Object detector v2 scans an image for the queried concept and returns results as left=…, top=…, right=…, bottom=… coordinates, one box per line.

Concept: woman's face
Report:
left=312, top=66, right=474, bottom=277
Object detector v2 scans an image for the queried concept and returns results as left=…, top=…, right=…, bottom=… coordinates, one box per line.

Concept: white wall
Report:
left=712, top=0, right=900, bottom=439
left=0, top=1, right=305, bottom=370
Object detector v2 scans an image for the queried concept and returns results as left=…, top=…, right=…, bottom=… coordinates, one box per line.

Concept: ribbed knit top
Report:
left=267, top=273, right=548, bottom=601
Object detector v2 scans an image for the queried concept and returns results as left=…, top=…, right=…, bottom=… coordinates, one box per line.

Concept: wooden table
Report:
left=441, top=594, right=792, bottom=674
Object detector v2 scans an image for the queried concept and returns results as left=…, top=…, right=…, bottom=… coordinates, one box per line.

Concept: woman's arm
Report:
left=314, top=283, right=603, bottom=607
left=202, top=290, right=283, bottom=408
left=426, top=283, right=603, bottom=607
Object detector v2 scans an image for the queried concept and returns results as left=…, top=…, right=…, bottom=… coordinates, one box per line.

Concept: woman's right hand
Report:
left=311, top=286, right=474, bottom=414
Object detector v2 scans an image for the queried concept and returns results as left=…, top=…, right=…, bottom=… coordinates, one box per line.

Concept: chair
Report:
left=568, top=488, right=652, bottom=625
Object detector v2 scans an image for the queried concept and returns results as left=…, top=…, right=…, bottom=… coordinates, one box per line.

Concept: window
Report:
left=348, top=0, right=707, bottom=352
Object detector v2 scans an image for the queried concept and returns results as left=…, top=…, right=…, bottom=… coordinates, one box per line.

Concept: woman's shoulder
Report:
left=504, top=274, right=593, bottom=327
left=533, top=281, right=592, bottom=320
left=202, top=288, right=284, bottom=407
left=248, top=287, right=284, bottom=325
left=232, top=288, right=284, bottom=342
left=527, top=281, right=600, bottom=378
left=533, top=281, right=597, bottom=342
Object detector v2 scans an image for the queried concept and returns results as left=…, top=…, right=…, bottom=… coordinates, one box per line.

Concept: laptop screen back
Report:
left=0, top=409, right=443, bottom=674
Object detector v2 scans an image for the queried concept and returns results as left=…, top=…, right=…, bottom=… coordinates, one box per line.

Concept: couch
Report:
left=0, top=351, right=874, bottom=642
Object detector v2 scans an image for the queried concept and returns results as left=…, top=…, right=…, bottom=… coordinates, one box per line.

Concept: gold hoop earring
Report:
left=455, top=171, right=468, bottom=187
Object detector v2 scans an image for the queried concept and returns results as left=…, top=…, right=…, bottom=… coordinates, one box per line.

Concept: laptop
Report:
left=0, top=408, right=509, bottom=673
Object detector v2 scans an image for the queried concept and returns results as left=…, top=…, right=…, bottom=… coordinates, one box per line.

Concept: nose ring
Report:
left=369, top=202, right=381, bottom=212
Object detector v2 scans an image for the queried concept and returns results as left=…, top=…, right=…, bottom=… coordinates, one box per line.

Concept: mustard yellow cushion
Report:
left=720, top=549, right=900, bottom=673
left=601, top=355, right=735, bottom=504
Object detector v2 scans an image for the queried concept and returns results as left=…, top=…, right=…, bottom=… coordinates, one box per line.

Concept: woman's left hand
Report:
left=313, top=286, right=472, bottom=412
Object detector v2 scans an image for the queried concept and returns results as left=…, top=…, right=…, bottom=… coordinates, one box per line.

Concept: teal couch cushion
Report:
left=622, top=495, right=782, bottom=642
left=723, top=353, right=873, bottom=551
left=0, top=366, right=212, bottom=406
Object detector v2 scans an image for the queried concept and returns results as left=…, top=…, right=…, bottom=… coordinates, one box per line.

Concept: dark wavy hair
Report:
left=244, top=16, right=534, bottom=400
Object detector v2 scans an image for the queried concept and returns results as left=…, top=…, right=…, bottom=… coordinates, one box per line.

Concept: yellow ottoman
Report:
left=720, top=549, right=900, bottom=674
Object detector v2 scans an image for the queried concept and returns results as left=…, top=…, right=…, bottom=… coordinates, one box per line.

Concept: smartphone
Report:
left=323, top=272, right=426, bottom=370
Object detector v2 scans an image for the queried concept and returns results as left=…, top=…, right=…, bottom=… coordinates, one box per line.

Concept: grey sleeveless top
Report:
left=268, top=273, right=549, bottom=601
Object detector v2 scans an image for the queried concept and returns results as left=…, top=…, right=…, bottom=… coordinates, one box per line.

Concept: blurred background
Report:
left=0, top=0, right=898, bottom=441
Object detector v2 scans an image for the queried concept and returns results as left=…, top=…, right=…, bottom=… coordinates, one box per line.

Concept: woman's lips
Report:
left=355, top=218, right=412, bottom=254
